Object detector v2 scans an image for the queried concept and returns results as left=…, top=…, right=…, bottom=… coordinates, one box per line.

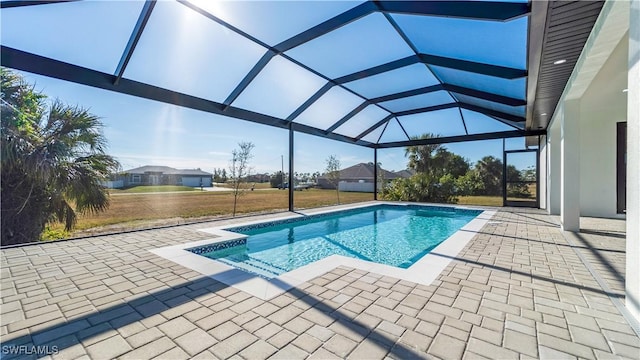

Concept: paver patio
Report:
left=1, top=204, right=638, bottom=359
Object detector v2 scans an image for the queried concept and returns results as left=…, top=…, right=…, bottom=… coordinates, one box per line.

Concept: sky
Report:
left=2, top=0, right=536, bottom=175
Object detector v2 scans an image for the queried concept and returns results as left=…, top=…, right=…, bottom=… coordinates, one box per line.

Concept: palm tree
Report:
left=474, top=156, right=503, bottom=196
left=404, top=133, right=443, bottom=174
left=1, top=69, right=119, bottom=245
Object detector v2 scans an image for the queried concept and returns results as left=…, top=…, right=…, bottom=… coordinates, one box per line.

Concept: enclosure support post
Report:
left=374, top=148, right=378, bottom=200
left=502, top=139, right=507, bottom=206
left=560, top=99, right=580, bottom=232
left=288, top=124, right=294, bottom=212
left=548, top=124, right=561, bottom=215
left=536, top=137, right=541, bottom=208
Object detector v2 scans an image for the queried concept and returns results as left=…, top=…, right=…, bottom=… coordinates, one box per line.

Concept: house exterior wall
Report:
left=181, top=176, right=212, bottom=187
left=318, top=178, right=373, bottom=189
left=122, top=172, right=213, bottom=187
left=548, top=33, right=628, bottom=219
left=339, top=181, right=375, bottom=193
left=578, top=35, right=628, bottom=218
left=317, top=178, right=334, bottom=189
left=100, top=180, right=124, bottom=189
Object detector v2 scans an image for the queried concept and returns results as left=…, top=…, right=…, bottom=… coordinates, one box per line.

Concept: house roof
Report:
left=320, top=162, right=399, bottom=180
left=393, top=169, right=416, bottom=179
left=125, top=165, right=212, bottom=176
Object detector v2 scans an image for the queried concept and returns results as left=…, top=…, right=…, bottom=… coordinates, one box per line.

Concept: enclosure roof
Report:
left=1, top=0, right=603, bottom=148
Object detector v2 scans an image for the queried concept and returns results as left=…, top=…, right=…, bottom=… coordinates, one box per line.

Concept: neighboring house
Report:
left=317, top=162, right=407, bottom=192
left=393, top=169, right=416, bottom=179
left=109, top=165, right=213, bottom=188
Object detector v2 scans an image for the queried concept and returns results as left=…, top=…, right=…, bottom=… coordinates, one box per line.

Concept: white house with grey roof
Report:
left=317, top=162, right=412, bottom=192
left=118, top=165, right=213, bottom=188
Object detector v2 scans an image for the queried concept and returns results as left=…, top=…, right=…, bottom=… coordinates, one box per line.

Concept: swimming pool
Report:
left=151, top=202, right=492, bottom=299
left=187, top=205, right=481, bottom=279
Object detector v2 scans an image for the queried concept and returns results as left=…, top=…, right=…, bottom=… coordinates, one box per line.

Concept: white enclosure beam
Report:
left=548, top=124, right=561, bottom=215
left=560, top=99, right=581, bottom=231
left=539, top=135, right=547, bottom=210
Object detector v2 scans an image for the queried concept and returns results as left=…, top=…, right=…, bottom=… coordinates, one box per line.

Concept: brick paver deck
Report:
left=1, top=206, right=638, bottom=359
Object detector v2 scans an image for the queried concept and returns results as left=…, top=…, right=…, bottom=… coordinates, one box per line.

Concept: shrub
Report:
left=383, top=173, right=458, bottom=204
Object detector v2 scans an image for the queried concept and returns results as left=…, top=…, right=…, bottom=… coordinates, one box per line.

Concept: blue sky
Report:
left=2, top=1, right=535, bottom=175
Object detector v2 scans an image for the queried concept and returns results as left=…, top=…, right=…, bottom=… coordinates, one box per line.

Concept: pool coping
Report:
left=149, top=202, right=495, bottom=300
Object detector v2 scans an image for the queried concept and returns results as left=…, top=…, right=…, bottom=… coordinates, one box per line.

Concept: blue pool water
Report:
left=189, top=205, right=481, bottom=279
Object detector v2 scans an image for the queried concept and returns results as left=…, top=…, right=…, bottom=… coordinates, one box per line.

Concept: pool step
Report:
left=218, top=254, right=286, bottom=279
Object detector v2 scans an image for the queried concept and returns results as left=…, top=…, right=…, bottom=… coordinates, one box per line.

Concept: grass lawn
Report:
left=215, top=182, right=272, bottom=189
left=55, top=189, right=372, bottom=237
left=457, top=195, right=503, bottom=206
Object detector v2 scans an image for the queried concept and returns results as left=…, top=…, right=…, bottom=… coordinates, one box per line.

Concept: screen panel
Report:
left=334, top=105, right=390, bottom=138
left=431, top=66, right=526, bottom=100
left=285, top=13, right=415, bottom=78
left=1, top=1, right=144, bottom=73
left=232, top=56, right=327, bottom=119
left=124, top=0, right=267, bottom=103
left=398, top=108, right=466, bottom=138
left=343, top=64, right=440, bottom=99
left=379, top=91, right=455, bottom=113
left=392, top=14, right=528, bottom=69
left=189, top=0, right=364, bottom=46
left=454, top=94, right=526, bottom=117
left=461, top=109, right=516, bottom=134
left=378, top=118, right=409, bottom=143
left=293, top=86, right=364, bottom=130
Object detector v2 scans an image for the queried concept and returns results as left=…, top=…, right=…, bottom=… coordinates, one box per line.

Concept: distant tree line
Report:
left=268, top=171, right=320, bottom=188
left=212, top=168, right=228, bottom=183
left=383, top=134, right=532, bottom=203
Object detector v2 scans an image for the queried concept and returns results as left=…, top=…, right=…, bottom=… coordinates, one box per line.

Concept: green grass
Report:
left=112, top=185, right=198, bottom=193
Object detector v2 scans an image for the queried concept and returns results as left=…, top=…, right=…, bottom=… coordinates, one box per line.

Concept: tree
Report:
left=377, top=162, right=386, bottom=198
left=455, top=170, right=484, bottom=196
left=325, top=155, right=341, bottom=204
left=405, top=134, right=469, bottom=179
left=405, top=133, right=443, bottom=175
left=388, top=133, right=469, bottom=203
left=270, top=171, right=284, bottom=188
left=506, top=165, right=531, bottom=198
left=474, top=156, right=503, bottom=196
left=1, top=68, right=120, bottom=245
left=432, top=149, right=469, bottom=178
left=228, top=141, right=254, bottom=216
